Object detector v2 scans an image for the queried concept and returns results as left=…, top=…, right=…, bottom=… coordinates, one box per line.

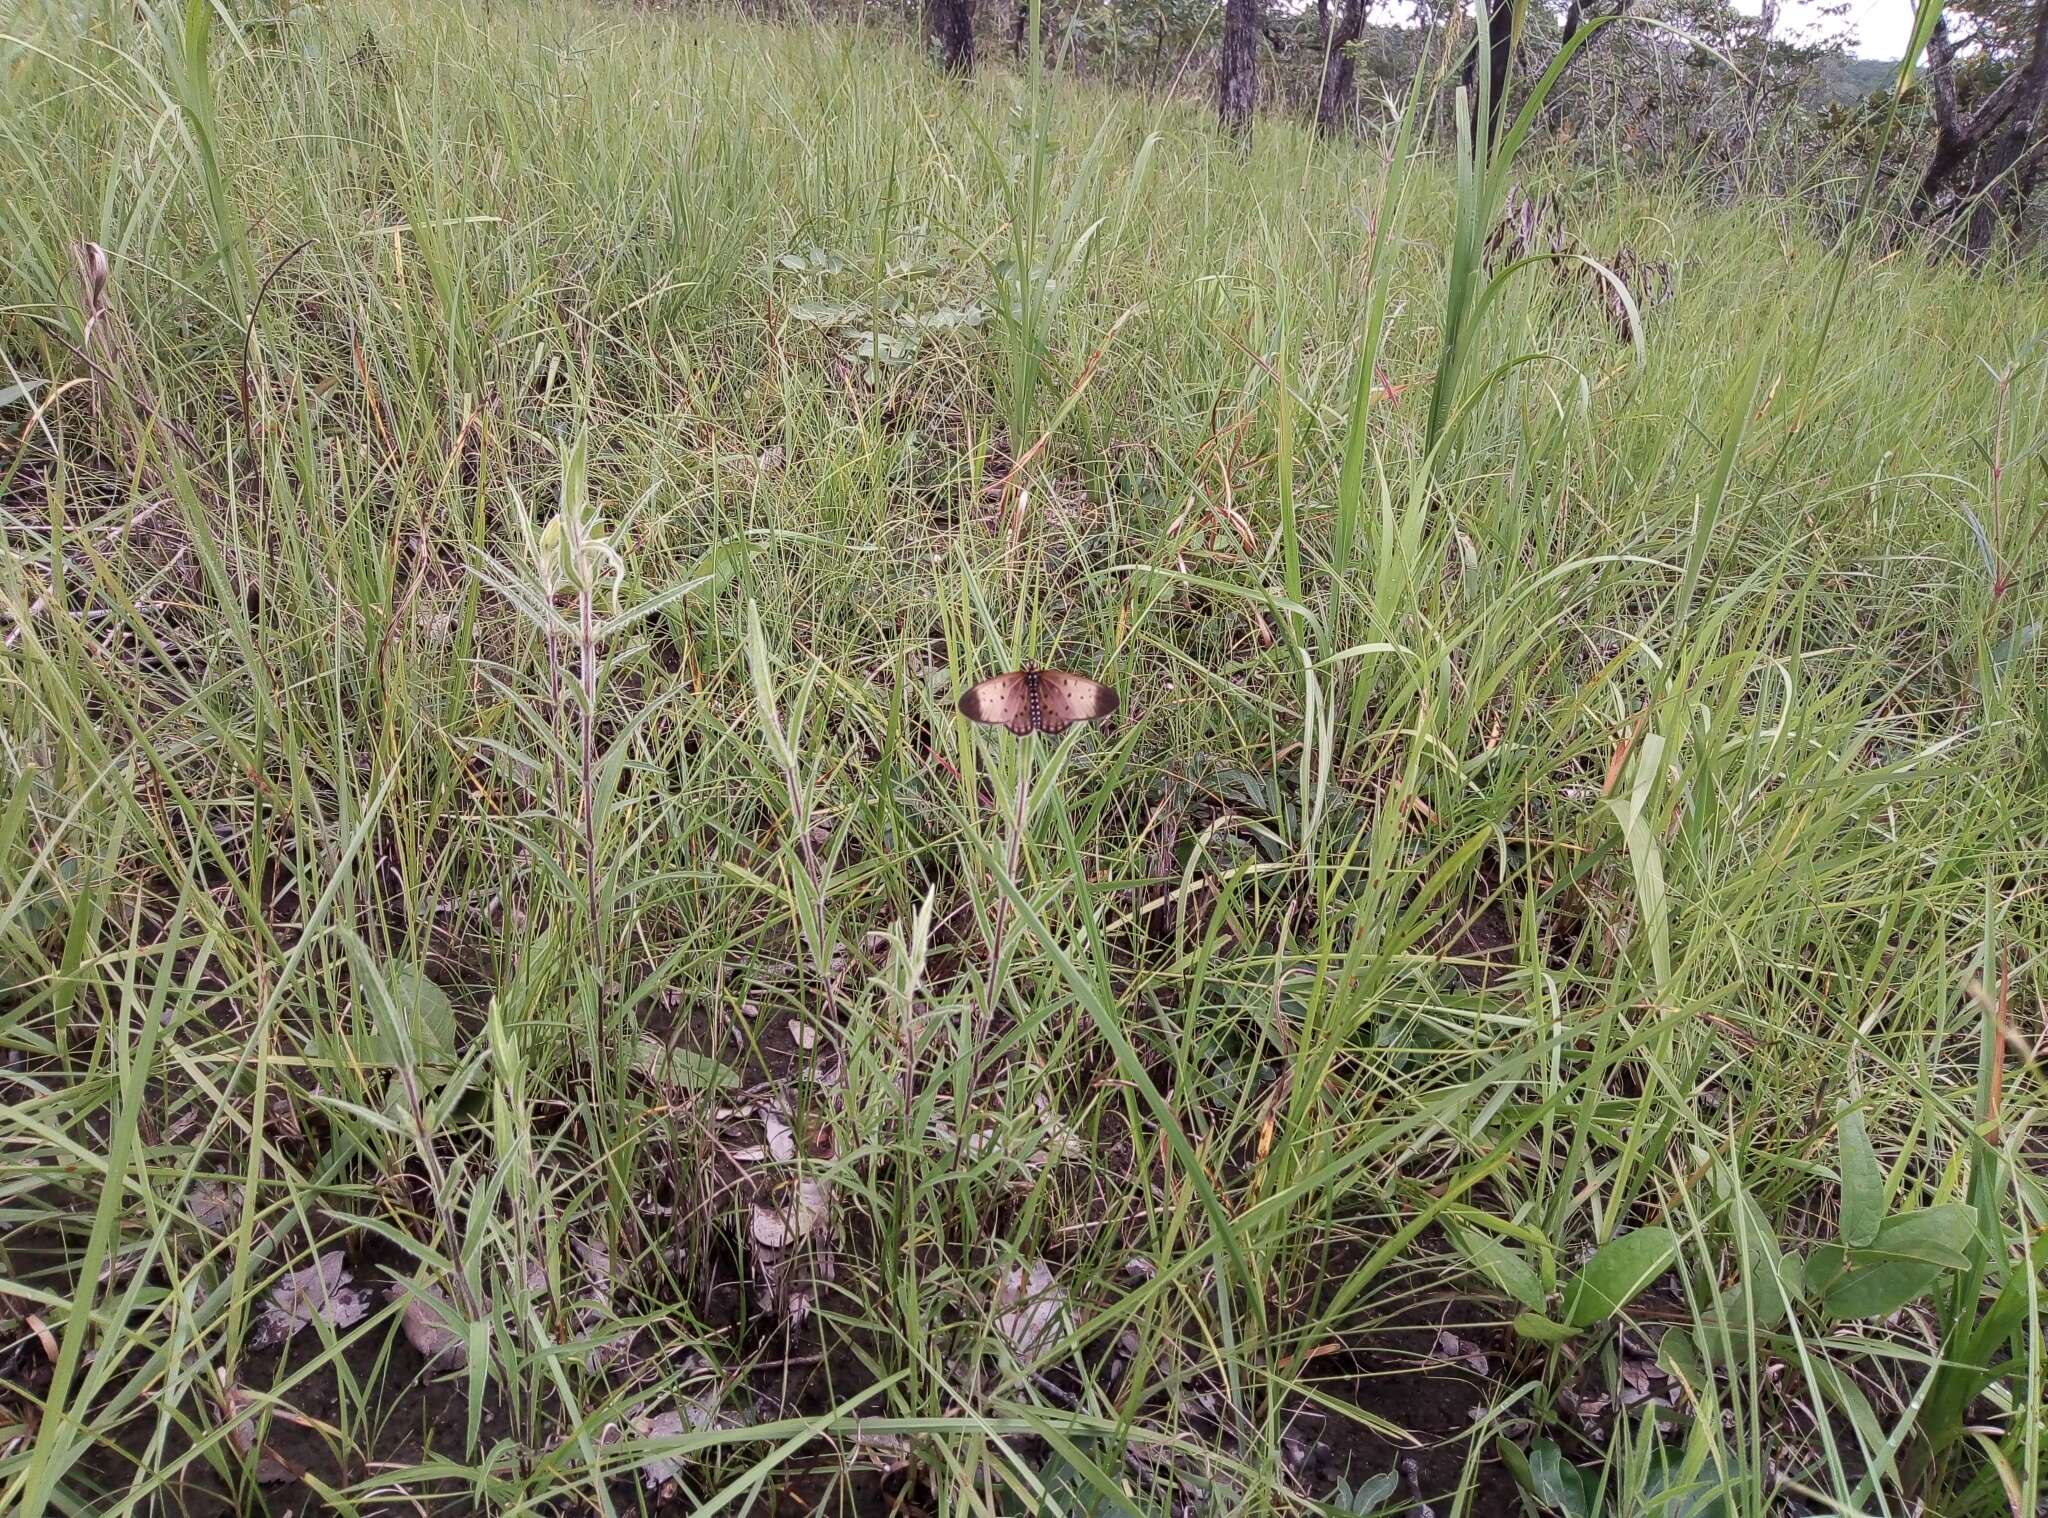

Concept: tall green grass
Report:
left=1, top=2, right=2044, bottom=1515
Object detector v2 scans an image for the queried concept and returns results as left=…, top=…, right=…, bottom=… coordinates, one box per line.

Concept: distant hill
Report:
left=1813, top=53, right=1901, bottom=104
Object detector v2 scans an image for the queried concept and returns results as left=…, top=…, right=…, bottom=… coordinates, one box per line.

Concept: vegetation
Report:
left=1, top=1, right=2044, bottom=1516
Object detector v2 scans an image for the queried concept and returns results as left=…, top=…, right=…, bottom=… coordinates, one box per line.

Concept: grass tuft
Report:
left=1, top=1, right=2044, bottom=1515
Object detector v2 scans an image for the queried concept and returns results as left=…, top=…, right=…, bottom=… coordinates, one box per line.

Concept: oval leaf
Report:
left=1836, top=1107, right=1883, bottom=1248
left=1732, top=1188, right=1788, bottom=1330
left=633, top=1036, right=740, bottom=1092
left=1820, top=1257, right=1946, bottom=1322
left=1864, top=1205, right=1976, bottom=1269
left=1562, top=1227, right=1679, bottom=1328
left=386, top=963, right=456, bottom=1067
left=1511, top=1310, right=1576, bottom=1343
left=1451, top=1224, right=1546, bottom=1310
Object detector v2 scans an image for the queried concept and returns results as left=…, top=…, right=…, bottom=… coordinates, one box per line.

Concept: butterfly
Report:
left=957, top=664, right=1119, bottom=737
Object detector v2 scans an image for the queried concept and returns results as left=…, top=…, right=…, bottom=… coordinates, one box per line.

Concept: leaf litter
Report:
left=992, top=1259, right=1069, bottom=1363
left=250, top=1252, right=370, bottom=1350
left=613, top=1354, right=752, bottom=1491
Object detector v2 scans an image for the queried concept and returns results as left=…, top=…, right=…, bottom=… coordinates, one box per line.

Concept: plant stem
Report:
left=579, top=585, right=598, bottom=954
left=963, top=755, right=1032, bottom=1128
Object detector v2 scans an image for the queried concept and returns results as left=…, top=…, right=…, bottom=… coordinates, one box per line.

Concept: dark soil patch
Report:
left=1312, top=1314, right=1524, bottom=1516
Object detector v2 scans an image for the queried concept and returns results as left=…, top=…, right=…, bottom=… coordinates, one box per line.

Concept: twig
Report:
left=579, top=578, right=601, bottom=960
left=237, top=238, right=316, bottom=446
left=546, top=606, right=570, bottom=861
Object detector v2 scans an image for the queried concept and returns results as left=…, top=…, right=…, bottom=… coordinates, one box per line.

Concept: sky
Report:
left=1736, top=0, right=1917, bottom=59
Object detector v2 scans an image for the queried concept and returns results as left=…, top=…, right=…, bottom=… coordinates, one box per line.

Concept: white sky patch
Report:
left=1731, top=0, right=1920, bottom=59
left=1356, top=0, right=1923, bottom=67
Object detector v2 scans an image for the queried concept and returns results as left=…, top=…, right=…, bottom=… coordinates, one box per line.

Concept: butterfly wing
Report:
left=1036, top=670, right=1119, bottom=734
left=958, top=672, right=1031, bottom=734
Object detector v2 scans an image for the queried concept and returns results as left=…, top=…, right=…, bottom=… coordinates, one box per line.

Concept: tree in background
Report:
left=926, top=0, right=975, bottom=72
left=1537, top=0, right=1854, bottom=188
left=1316, top=0, right=1370, bottom=135
left=1915, top=0, right=2048, bottom=256
left=1463, top=0, right=1518, bottom=144
left=1220, top=0, right=1260, bottom=134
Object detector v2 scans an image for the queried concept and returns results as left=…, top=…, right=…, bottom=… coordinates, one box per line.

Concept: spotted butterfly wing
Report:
left=957, top=671, right=1033, bottom=735
left=958, top=666, right=1119, bottom=737
left=1033, top=669, right=1120, bottom=733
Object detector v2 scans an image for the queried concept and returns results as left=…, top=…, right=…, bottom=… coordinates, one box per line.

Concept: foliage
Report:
left=0, top=4, right=2044, bottom=1518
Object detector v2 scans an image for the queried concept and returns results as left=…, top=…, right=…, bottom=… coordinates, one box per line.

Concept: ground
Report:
left=0, top=2, right=2044, bottom=1516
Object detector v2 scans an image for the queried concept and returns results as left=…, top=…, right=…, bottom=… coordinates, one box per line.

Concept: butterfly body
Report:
left=958, top=664, right=1118, bottom=737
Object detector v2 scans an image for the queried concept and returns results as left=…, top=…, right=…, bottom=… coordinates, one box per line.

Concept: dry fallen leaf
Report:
left=761, top=1105, right=798, bottom=1164
left=221, top=1383, right=303, bottom=1485
left=188, top=1183, right=238, bottom=1233
left=1430, top=1329, right=1489, bottom=1377
left=629, top=1383, right=742, bottom=1489
left=393, top=1282, right=467, bottom=1367
left=787, top=1018, right=818, bottom=1051
left=749, top=1176, right=830, bottom=1249
left=251, top=1252, right=369, bottom=1350
left=572, top=1238, right=612, bottom=1298
left=992, top=1260, right=1067, bottom=1363
left=632, top=1408, right=692, bottom=1490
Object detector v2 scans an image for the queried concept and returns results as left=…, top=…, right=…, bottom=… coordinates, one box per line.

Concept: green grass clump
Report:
left=1, top=2, right=2043, bottom=1515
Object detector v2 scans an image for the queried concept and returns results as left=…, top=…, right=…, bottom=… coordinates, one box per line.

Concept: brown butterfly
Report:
left=957, top=663, right=1119, bottom=737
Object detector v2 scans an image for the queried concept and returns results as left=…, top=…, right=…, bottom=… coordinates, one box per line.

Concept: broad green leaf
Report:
left=1819, top=1256, right=1947, bottom=1322
left=632, top=1035, right=740, bottom=1092
left=1640, top=1448, right=1736, bottom=1518
left=1338, top=1470, right=1401, bottom=1514
left=1804, top=1243, right=1848, bottom=1299
left=1601, top=733, right=1671, bottom=989
left=1563, top=1227, right=1679, bottom=1327
left=901, top=304, right=990, bottom=331
left=1508, top=1437, right=1593, bottom=1518
left=1511, top=1311, right=1576, bottom=1343
left=846, top=330, right=916, bottom=366
left=1731, top=1187, right=1787, bottom=1329
left=788, top=299, right=862, bottom=325
left=0, top=378, right=48, bottom=410
left=385, top=963, right=457, bottom=1068
left=1451, top=1224, right=1545, bottom=1310
left=1780, top=1249, right=1806, bottom=1301
left=1861, top=1205, right=1976, bottom=1269
left=1811, top=1206, right=1978, bottom=1324
left=372, top=964, right=461, bottom=1118
left=1497, top=1438, right=1535, bottom=1495
left=1836, top=1107, right=1883, bottom=1247
left=1660, top=1326, right=1707, bottom=1393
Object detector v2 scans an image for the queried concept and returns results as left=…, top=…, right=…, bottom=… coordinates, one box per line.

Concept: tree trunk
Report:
left=1745, top=0, right=1778, bottom=118
left=1986, top=7, right=2048, bottom=234
left=1316, top=0, right=1368, bottom=136
left=1461, top=0, right=1516, bottom=146
left=925, top=0, right=975, bottom=74
left=1915, top=0, right=2048, bottom=256
left=1219, top=0, right=1260, bottom=137
left=1914, top=15, right=1971, bottom=215
left=1558, top=0, right=1584, bottom=47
